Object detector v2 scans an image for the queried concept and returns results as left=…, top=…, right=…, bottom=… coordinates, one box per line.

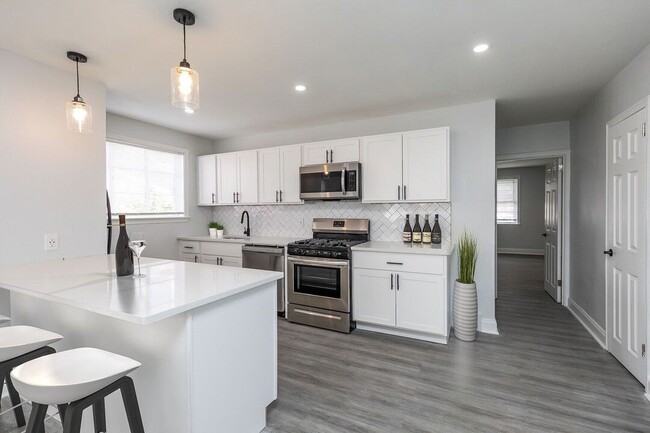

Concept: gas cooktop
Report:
left=287, top=238, right=366, bottom=259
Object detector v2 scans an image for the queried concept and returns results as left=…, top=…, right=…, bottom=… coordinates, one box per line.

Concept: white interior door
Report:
left=606, top=107, right=647, bottom=384
left=543, top=159, right=562, bottom=302
left=258, top=148, right=280, bottom=204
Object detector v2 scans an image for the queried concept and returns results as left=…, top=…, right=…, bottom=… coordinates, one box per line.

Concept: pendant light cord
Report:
left=75, top=59, right=80, bottom=98
left=183, top=20, right=187, bottom=62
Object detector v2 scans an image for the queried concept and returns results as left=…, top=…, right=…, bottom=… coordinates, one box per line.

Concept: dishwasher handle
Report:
left=242, top=245, right=285, bottom=255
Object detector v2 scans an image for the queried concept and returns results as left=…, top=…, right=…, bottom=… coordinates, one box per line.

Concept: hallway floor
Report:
left=1, top=254, right=649, bottom=432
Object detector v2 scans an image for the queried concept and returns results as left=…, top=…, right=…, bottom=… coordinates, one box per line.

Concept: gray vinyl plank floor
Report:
left=2, top=254, right=649, bottom=432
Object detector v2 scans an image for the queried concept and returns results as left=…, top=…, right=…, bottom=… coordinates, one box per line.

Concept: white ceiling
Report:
left=2, top=0, right=650, bottom=139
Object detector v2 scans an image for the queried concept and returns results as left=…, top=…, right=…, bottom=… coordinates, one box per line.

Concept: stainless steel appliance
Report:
left=287, top=218, right=370, bottom=333
left=299, top=162, right=361, bottom=201
left=242, top=244, right=286, bottom=315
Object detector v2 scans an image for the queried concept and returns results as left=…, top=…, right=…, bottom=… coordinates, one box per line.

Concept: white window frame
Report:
left=497, top=176, right=520, bottom=225
left=107, top=134, right=190, bottom=224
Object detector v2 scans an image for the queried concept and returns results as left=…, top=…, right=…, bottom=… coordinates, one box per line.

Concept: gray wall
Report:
left=0, top=49, right=107, bottom=316
left=215, top=100, right=498, bottom=332
left=497, top=121, right=570, bottom=156
left=497, top=166, right=545, bottom=252
left=570, top=43, right=650, bottom=328
left=106, top=113, right=214, bottom=260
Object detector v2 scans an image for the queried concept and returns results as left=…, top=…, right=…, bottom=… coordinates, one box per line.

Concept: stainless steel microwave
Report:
left=299, top=162, right=361, bottom=201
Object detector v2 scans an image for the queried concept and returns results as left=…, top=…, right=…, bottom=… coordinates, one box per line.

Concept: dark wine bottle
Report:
left=412, top=214, right=422, bottom=243
left=402, top=215, right=412, bottom=243
left=115, top=214, right=134, bottom=276
left=432, top=214, right=442, bottom=244
left=422, top=214, right=432, bottom=244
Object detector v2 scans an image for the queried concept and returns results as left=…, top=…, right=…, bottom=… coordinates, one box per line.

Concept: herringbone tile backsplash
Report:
left=213, top=202, right=451, bottom=243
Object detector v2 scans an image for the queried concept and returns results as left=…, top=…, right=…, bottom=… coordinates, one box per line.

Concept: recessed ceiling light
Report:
left=294, top=84, right=307, bottom=92
left=473, top=44, right=489, bottom=53
left=184, top=108, right=195, bottom=114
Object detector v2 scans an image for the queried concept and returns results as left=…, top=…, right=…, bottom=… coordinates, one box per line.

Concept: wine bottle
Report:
left=432, top=214, right=442, bottom=244
left=115, top=214, right=134, bottom=276
left=412, top=214, right=422, bottom=243
left=422, top=214, right=432, bottom=244
left=402, top=215, right=412, bottom=243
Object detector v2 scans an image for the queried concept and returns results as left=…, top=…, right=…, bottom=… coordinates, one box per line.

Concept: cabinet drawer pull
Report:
left=386, top=261, right=403, bottom=265
left=183, top=246, right=194, bottom=249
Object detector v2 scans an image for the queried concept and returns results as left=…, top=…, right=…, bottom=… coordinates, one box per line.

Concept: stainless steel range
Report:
left=286, top=218, right=370, bottom=333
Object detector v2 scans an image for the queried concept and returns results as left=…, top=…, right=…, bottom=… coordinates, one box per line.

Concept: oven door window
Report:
left=300, top=171, right=343, bottom=194
left=294, top=264, right=341, bottom=298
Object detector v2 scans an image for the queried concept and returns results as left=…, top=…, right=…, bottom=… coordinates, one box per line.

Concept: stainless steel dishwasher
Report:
left=242, top=244, right=286, bottom=315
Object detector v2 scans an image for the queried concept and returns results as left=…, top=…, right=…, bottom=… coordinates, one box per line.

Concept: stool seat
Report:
left=0, top=326, right=62, bottom=362
left=10, top=347, right=141, bottom=405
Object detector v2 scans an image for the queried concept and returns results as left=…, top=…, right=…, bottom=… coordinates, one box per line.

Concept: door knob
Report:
left=542, top=233, right=547, bottom=237
left=604, top=249, right=613, bottom=257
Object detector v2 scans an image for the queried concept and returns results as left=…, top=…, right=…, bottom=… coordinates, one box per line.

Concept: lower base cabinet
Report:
left=179, top=241, right=242, bottom=267
left=352, top=251, right=450, bottom=343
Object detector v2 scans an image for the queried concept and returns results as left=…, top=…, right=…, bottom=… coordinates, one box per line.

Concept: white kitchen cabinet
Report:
left=258, top=145, right=302, bottom=204
left=181, top=252, right=200, bottom=263
left=352, top=248, right=451, bottom=344
left=221, top=256, right=243, bottom=267
left=360, top=127, right=450, bottom=203
left=352, top=269, right=395, bottom=326
left=302, top=138, right=360, bottom=165
left=179, top=240, right=243, bottom=268
left=197, top=154, right=218, bottom=205
left=217, top=151, right=258, bottom=205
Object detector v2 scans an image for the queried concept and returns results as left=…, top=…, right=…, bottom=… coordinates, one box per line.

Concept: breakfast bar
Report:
left=0, top=255, right=282, bottom=433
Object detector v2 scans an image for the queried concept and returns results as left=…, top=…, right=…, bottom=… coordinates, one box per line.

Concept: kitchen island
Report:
left=0, top=255, right=282, bottom=433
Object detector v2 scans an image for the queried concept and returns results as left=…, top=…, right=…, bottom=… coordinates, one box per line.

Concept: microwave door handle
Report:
left=341, top=167, right=347, bottom=195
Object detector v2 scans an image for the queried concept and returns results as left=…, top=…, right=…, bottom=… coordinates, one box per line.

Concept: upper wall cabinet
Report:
left=217, top=150, right=258, bottom=205
left=258, top=145, right=302, bottom=204
left=302, top=138, right=360, bottom=165
left=197, top=154, right=217, bottom=206
left=361, top=127, right=450, bottom=203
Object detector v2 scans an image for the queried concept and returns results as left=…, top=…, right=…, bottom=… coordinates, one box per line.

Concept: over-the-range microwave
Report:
left=299, top=162, right=361, bottom=201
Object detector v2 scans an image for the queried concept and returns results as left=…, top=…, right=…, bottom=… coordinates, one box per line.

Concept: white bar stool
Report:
left=11, top=347, right=145, bottom=433
left=0, top=325, right=63, bottom=428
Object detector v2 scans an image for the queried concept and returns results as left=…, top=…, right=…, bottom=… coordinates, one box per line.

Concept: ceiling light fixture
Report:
left=294, top=84, right=307, bottom=92
left=171, top=8, right=199, bottom=112
left=65, top=51, right=93, bottom=133
left=473, top=44, right=489, bottom=53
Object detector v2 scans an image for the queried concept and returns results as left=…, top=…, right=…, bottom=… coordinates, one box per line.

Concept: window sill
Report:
left=111, top=215, right=191, bottom=225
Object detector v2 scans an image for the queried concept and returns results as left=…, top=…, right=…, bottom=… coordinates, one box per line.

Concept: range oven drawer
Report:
left=287, top=304, right=352, bottom=334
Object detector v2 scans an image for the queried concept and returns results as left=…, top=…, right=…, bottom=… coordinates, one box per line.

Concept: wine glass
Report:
left=129, top=231, right=147, bottom=278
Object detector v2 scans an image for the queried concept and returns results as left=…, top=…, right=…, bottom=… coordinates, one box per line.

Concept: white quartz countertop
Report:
left=0, top=255, right=282, bottom=325
left=177, top=235, right=303, bottom=246
left=352, top=241, right=455, bottom=256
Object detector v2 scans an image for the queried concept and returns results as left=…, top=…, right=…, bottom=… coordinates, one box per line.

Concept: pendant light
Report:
left=171, top=8, right=199, bottom=113
left=65, top=51, right=93, bottom=133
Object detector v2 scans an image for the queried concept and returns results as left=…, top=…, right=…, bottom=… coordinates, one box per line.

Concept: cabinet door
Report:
left=201, top=255, right=221, bottom=265
left=302, top=142, right=330, bottom=165
left=221, top=256, right=243, bottom=267
left=329, top=138, right=360, bottom=163
left=237, top=151, right=258, bottom=204
left=279, top=145, right=302, bottom=203
left=197, top=155, right=217, bottom=205
left=217, top=153, right=238, bottom=204
left=352, top=269, right=395, bottom=326
left=396, top=273, right=445, bottom=334
left=360, top=133, right=403, bottom=202
left=181, top=253, right=200, bottom=263
left=258, top=148, right=281, bottom=204
left=402, top=128, right=450, bottom=202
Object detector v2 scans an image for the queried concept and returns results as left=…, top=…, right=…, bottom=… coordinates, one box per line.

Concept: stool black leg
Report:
left=5, top=374, right=26, bottom=427
left=120, top=377, right=145, bottom=433
left=62, top=402, right=83, bottom=433
left=58, top=403, right=68, bottom=424
left=25, top=402, right=47, bottom=433
left=92, top=398, right=107, bottom=433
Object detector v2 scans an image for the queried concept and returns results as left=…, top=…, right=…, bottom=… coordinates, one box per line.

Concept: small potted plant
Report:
left=208, top=221, right=224, bottom=239
left=454, top=230, right=478, bottom=342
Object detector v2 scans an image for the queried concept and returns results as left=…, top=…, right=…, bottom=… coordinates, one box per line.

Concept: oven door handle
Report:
left=287, top=256, right=349, bottom=269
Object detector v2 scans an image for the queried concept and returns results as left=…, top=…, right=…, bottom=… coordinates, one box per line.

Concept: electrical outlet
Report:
left=44, top=234, right=58, bottom=251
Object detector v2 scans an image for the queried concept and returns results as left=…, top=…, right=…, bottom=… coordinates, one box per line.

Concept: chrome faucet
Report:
left=241, top=211, right=251, bottom=237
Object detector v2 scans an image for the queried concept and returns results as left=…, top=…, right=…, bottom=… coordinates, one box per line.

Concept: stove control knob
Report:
left=321, top=251, right=331, bottom=257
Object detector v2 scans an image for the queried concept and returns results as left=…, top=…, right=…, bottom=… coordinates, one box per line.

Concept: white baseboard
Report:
left=497, top=248, right=544, bottom=256
left=568, top=298, right=606, bottom=349
left=479, top=317, right=499, bottom=335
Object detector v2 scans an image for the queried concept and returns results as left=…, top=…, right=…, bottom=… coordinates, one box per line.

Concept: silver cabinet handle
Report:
left=386, top=261, right=403, bottom=265
left=294, top=308, right=342, bottom=320
left=326, top=150, right=329, bottom=163
left=390, top=274, right=394, bottom=290
left=398, top=185, right=401, bottom=200
left=276, top=191, right=279, bottom=203
left=280, top=190, right=283, bottom=202
left=212, top=193, right=215, bottom=204
left=396, top=274, right=400, bottom=290
left=341, top=167, right=347, bottom=195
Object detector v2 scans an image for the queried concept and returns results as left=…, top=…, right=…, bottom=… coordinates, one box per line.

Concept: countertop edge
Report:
left=351, top=243, right=456, bottom=256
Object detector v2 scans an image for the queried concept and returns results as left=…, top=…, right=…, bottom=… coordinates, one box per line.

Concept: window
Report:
left=106, top=140, right=186, bottom=218
left=497, top=177, right=519, bottom=224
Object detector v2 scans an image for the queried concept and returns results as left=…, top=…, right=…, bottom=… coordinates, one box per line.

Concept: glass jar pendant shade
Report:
left=65, top=51, right=92, bottom=133
left=171, top=9, right=199, bottom=112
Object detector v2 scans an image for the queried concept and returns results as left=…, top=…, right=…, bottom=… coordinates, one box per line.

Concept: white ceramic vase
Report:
left=453, top=280, right=478, bottom=342
left=217, top=230, right=224, bottom=239
left=209, top=228, right=217, bottom=238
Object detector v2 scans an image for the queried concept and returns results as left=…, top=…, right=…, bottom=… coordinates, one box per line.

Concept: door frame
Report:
left=605, top=97, right=650, bottom=395
left=496, top=149, right=571, bottom=306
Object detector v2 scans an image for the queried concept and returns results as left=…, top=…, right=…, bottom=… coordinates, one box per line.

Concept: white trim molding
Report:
left=479, top=317, right=499, bottom=335
left=568, top=298, right=606, bottom=349
left=497, top=248, right=544, bottom=256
